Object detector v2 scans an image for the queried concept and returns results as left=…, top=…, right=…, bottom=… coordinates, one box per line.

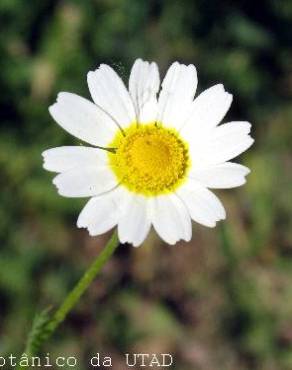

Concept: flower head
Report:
left=43, top=59, right=254, bottom=246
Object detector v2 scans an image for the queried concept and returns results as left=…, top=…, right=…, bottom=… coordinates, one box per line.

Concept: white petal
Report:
left=180, top=84, right=233, bottom=136
left=177, top=180, right=226, bottom=227
left=157, top=62, right=198, bottom=130
left=77, top=188, right=123, bottom=235
left=191, top=121, right=254, bottom=165
left=129, top=59, right=160, bottom=124
left=49, top=93, right=119, bottom=147
left=190, top=162, right=251, bottom=189
left=42, top=146, right=107, bottom=173
left=150, top=194, right=192, bottom=245
left=87, top=64, right=136, bottom=127
left=52, top=165, right=117, bottom=198
left=118, top=193, right=151, bottom=247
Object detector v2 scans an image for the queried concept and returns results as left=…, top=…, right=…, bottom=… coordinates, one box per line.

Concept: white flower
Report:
left=42, top=59, right=254, bottom=246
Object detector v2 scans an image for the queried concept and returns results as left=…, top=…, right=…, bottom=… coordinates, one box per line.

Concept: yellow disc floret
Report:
left=108, top=123, right=190, bottom=196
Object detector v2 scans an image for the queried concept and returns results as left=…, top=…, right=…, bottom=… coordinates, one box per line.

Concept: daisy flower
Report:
left=42, top=59, right=254, bottom=246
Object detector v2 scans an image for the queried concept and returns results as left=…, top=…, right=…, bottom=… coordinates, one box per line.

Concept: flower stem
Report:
left=47, top=231, right=119, bottom=335
left=18, top=230, right=119, bottom=366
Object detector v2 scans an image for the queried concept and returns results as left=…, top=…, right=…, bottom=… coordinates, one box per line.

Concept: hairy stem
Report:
left=17, top=231, right=119, bottom=367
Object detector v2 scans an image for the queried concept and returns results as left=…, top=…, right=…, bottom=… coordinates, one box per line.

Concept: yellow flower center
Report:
left=108, top=123, right=190, bottom=196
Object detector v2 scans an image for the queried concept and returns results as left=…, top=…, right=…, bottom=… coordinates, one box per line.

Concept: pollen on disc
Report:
left=108, top=123, right=190, bottom=196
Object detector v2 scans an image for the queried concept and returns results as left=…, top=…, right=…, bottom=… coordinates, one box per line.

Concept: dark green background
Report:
left=0, top=1, right=291, bottom=369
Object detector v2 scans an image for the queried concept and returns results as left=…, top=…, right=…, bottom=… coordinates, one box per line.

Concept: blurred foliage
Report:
left=0, top=0, right=292, bottom=369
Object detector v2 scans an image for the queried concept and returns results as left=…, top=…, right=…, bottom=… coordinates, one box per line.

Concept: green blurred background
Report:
left=0, top=0, right=291, bottom=369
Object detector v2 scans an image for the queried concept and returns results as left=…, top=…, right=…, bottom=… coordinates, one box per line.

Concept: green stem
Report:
left=18, top=230, right=119, bottom=365
left=47, top=230, right=119, bottom=335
